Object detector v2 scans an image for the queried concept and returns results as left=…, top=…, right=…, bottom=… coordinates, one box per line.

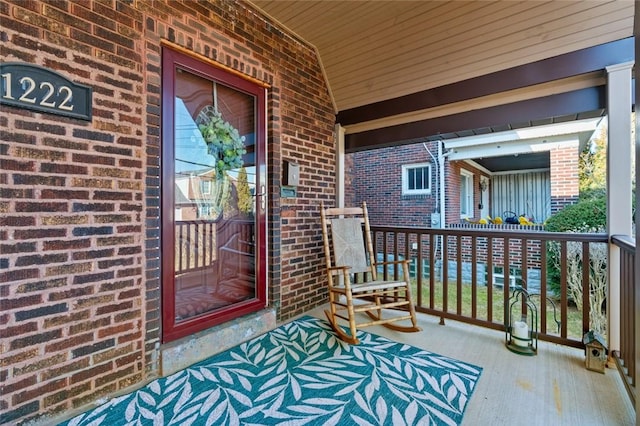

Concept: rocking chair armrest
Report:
left=326, top=265, right=354, bottom=283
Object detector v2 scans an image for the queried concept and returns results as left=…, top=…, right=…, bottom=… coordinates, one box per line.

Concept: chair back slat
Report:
left=330, top=218, right=369, bottom=274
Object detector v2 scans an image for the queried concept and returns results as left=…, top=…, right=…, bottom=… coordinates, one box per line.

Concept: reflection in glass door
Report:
left=162, top=47, right=266, bottom=342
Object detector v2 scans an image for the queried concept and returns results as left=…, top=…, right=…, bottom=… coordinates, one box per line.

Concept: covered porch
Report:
left=3, top=2, right=639, bottom=424
left=303, top=305, right=635, bottom=425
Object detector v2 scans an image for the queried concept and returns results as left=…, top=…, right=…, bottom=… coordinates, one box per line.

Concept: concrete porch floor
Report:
left=303, top=305, right=634, bottom=425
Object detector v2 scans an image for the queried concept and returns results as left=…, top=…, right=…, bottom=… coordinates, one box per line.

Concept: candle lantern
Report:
left=505, top=287, right=538, bottom=355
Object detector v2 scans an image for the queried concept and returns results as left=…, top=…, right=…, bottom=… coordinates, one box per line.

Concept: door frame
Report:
left=160, top=45, right=268, bottom=343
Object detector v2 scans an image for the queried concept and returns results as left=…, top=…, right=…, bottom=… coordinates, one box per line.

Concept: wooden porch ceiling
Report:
left=249, top=1, right=633, bottom=151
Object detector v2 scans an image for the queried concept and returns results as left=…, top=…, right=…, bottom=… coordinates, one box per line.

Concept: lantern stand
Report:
left=505, top=287, right=538, bottom=355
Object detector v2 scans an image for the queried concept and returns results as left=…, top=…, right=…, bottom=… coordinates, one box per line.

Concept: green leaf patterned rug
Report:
left=62, top=316, right=482, bottom=426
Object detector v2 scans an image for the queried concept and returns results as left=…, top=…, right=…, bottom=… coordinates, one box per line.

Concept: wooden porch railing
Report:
left=175, top=220, right=217, bottom=275
left=370, top=225, right=609, bottom=349
left=611, top=234, right=636, bottom=406
left=175, top=219, right=254, bottom=276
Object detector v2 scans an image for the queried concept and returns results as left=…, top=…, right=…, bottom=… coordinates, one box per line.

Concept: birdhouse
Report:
left=583, top=331, right=607, bottom=373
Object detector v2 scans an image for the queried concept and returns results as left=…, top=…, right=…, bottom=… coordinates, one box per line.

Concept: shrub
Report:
left=544, top=197, right=606, bottom=232
left=545, top=196, right=607, bottom=335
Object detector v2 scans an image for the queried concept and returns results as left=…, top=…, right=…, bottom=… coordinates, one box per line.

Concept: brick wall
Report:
left=0, top=1, right=335, bottom=424
left=348, top=144, right=491, bottom=226
left=444, top=234, right=544, bottom=269
left=445, top=160, right=489, bottom=224
left=349, top=142, right=440, bottom=227
left=278, top=134, right=336, bottom=320
left=550, top=142, right=579, bottom=213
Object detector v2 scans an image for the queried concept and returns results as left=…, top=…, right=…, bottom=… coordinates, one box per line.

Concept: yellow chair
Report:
left=320, top=202, right=421, bottom=344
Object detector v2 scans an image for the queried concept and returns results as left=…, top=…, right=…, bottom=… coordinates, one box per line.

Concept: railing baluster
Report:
left=581, top=242, right=590, bottom=337
left=429, top=233, right=435, bottom=310
left=456, top=235, right=462, bottom=316
left=540, top=241, right=548, bottom=334
left=178, top=223, right=184, bottom=273
left=503, top=236, right=510, bottom=326
left=442, top=235, right=449, bottom=317
left=382, top=230, right=388, bottom=281
left=487, top=237, right=493, bottom=323
left=560, top=240, right=568, bottom=339
left=186, top=222, right=193, bottom=270
left=471, top=235, right=477, bottom=319
left=416, top=233, right=423, bottom=308
left=521, top=237, right=528, bottom=320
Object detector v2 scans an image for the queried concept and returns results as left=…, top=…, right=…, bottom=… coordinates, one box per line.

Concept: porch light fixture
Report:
left=505, top=287, right=537, bottom=355
left=479, top=180, right=488, bottom=192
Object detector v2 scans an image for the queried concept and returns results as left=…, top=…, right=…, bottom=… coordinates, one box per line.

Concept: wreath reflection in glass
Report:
left=194, top=84, right=247, bottom=220
left=197, top=105, right=246, bottom=180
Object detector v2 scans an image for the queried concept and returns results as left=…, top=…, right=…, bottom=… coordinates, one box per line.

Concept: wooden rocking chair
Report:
left=320, top=202, right=421, bottom=344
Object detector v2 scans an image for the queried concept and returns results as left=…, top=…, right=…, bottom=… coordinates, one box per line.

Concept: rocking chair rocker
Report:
left=320, top=202, right=421, bottom=344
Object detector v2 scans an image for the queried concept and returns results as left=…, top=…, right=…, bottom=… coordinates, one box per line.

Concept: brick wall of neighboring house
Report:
left=349, top=142, right=440, bottom=227
left=349, top=145, right=546, bottom=286
left=550, top=142, right=580, bottom=213
left=444, top=160, right=489, bottom=224
left=0, top=1, right=335, bottom=424
left=344, top=153, right=356, bottom=207
left=444, top=234, right=544, bottom=269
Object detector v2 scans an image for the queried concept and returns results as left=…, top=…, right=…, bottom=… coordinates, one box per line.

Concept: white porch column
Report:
left=605, top=61, right=633, bottom=357
left=335, top=124, right=346, bottom=208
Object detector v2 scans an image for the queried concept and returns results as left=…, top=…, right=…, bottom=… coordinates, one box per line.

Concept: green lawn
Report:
left=411, top=279, right=585, bottom=341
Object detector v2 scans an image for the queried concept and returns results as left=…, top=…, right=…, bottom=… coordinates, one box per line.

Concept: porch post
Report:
left=605, top=61, right=633, bottom=358
left=335, top=124, right=345, bottom=208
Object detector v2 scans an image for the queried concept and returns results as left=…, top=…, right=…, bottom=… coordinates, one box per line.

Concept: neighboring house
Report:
left=175, top=169, right=236, bottom=220
left=174, top=169, right=218, bottom=221
left=347, top=118, right=602, bottom=290
left=348, top=117, right=602, bottom=228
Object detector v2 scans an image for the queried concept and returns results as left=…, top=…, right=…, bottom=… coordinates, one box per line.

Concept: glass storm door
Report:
left=161, top=47, right=266, bottom=342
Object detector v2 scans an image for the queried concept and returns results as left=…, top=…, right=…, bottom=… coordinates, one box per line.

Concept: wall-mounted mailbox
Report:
left=283, top=161, right=299, bottom=186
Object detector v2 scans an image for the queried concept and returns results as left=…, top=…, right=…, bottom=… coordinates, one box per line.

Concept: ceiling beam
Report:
left=337, top=37, right=633, bottom=126
left=345, top=87, right=605, bottom=152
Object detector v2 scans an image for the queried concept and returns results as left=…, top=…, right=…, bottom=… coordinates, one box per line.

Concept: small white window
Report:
left=201, top=180, right=211, bottom=195
left=460, top=169, right=474, bottom=218
left=402, top=163, right=431, bottom=195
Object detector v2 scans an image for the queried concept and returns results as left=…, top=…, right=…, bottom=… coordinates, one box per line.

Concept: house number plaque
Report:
left=0, top=63, right=92, bottom=121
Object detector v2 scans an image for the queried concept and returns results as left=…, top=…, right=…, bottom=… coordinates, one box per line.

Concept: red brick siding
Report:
left=550, top=143, right=579, bottom=213
left=348, top=143, right=490, bottom=227
left=446, top=235, right=543, bottom=269
left=279, top=134, right=336, bottom=320
left=344, top=153, right=356, bottom=206
left=348, top=145, right=546, bottom=272
left=348, top=143, right=440, bottom=227
left=445, top=161, right=490, bottom=224
left=0, top=0, right=335, bottom=424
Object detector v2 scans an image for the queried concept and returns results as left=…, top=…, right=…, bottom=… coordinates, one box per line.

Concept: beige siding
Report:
left=492, top=171, right=551, bottom=223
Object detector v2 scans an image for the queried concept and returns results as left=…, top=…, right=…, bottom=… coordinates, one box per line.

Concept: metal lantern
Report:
left=505, top=287, right=537, bottom=355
